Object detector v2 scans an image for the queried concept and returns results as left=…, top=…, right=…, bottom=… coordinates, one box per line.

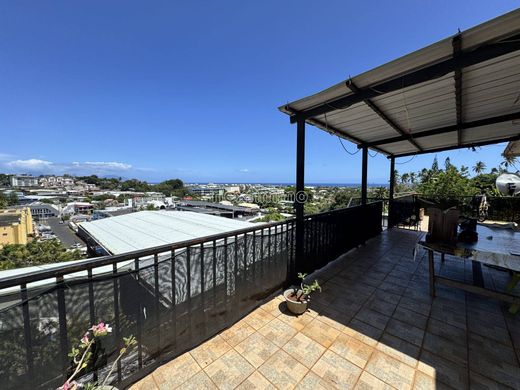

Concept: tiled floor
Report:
left=130, top=228, right=520, bottom=389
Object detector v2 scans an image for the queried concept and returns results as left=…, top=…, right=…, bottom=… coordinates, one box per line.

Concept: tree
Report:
left=418, top=165, right=477, bottom=208
left=0, top=239, right=84, bottom=270
left=444, top=157, right=452, bottom=170
left=472, top=161, right=486, bottom=175
left=500, top=155, right=518, bottom=172
left=431, top=157, right=439, bottom=172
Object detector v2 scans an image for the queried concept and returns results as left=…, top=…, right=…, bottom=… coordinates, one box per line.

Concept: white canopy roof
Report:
left=280, top=9, right=520, bottom=157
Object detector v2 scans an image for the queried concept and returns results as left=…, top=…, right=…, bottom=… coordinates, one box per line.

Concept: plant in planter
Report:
left=58, top=322, right=137, bottom=390
left=284, top=273, right=321, bottom=315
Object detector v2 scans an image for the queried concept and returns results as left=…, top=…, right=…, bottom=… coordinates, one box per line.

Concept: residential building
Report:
left=62, top=202, right=94, bottom=216
left=0, top=207, right=34, bottom=247
left=10, top=175, right=39, bottom=188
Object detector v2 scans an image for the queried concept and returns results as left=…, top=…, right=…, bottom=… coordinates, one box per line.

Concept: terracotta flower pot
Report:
left=283, top=289, right=309, bottom=315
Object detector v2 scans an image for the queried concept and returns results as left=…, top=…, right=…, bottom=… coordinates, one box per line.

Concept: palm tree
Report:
left=491, top=167, right=499, bottom=174
left=401, top=173, right=410, bottom=185
left=473, top=161, right=486, bottom=175
left=409, top=172, right=417, bottom=185
left=500, top=155, right=518, bottom=172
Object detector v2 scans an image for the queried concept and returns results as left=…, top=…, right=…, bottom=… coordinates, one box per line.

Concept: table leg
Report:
left=441, top=253, right=445, bottom=263
left=506, top=273, right=519, bottom=314
left=428, top=250, right=436, bottom=298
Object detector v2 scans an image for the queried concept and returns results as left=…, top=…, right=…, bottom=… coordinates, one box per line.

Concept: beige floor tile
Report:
left=385, top=318, right=424, bottom=347
left=316, top=311, right=349, bottom=332
left=417, top=350, right=468, bottom=389
left=329, top=333, right=374, bottom=369
left=354, top=371, right=394, bottom=390
left=412, top=371, right=436, bottom=390
left=220, top=319, right=256, bottom=347
left=469, top=371, right=513, bottom=390
left=190, top=334, right=232, bottom=368
left=236, top=371, right=276, bottom=389
left=376, top=333, right=420, bottom=368
left=301, top=318, right=341, bottom=348
left=365, top=351, right=415, bottom=390
left=128, top=375, right=158, bottom=390
left=278, top=310, right=314, bottom=331
left=152, top=352, right=201, bottom=389
left=282, top=332, right=326, bottom=368
left=422, top=332, right=467, bottom=366
left=261, top=296, right=286, bottom=317
left=258, top=349, right=308, bottom=390
left=343, top=319, right=383, bottom=347
left=177, top=370, right=217, bottom=390
left=296, top=371, right=335, bottom=390
left=235, top=332, right=279, bottom=368
left=311, top=350, right=362, bottom=389
left=257, top=317, right=298, bottom=347
left=204, top=349, right=255, bottom=390
left=244, top=307, right=276, bottom=330
left=354, top=308, right=391, bottom=330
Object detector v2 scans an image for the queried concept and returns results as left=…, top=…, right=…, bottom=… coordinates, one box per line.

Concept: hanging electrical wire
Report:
left=395, top=155, right=417, bottom=165
left=368, top=150, right=378, bottom=158
left=337, top=136, right=360, bottom=155
left=324, top=111, right=360, bottom=156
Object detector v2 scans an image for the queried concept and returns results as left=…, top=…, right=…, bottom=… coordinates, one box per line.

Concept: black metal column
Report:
left=295, top=119, right=306, bottom=274
left=361, top=146, right=368, bottom=205
left=388, top=157, right=395, bottom=227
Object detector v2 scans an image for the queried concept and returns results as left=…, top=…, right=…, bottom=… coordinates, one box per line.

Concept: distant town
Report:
left=0, top=173, right=389, bottom=270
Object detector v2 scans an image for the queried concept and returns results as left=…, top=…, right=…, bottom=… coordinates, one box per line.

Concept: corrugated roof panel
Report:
left=79, top=211, right=253, bottom=255
left=462, top=123, right=520, bottom=144
left=279, top=9, right=520, bottom=157
left=379, top=141, right=419, bottom=155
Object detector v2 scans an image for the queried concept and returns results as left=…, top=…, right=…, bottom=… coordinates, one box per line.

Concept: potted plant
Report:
left=284, top=273, right=321, bottom=315
left=58, top=322, right=137, bottom=390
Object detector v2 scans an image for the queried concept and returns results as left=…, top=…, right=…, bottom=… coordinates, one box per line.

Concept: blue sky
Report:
left=0, top=1, right=518, bottom=184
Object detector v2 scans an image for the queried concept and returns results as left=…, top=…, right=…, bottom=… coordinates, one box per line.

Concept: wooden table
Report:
left=417, top=225, right=520, bottom=313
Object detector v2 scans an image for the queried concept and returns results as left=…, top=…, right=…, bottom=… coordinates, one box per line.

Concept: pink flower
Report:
left=90, top=322, right=112, bottom=336
left=80, top=332, right=89, bottom=345
left=61, top=382, right=70, bottom=390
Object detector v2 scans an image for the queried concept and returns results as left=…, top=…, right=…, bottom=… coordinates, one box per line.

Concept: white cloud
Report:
left=239, top=168, right=250, bottom=173
left=7, top=159, right=53, bottom=170
left=2, top=158, right=134, bottom=175
left=83, top=161, right=132, bottom=170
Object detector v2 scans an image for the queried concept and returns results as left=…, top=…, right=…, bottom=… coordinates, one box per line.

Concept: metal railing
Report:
left=0, top=203, right=383, bottom=389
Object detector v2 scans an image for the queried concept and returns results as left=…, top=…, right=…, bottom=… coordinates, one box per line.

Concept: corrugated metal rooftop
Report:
left=79, top=211, right=254, bottom=254
left=279, top=9, right=520, bottom=157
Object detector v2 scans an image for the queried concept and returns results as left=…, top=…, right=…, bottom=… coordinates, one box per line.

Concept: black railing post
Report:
left=20, top=283, right=34, bottom=387
left=388, top=156, right=395, bottom=227
left=295, top=118, right=306, bottom=275
left=361, top=146, right=368, bottom=206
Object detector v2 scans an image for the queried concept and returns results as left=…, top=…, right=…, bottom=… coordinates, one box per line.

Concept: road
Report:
left=46, top=217, right=86, bottom=247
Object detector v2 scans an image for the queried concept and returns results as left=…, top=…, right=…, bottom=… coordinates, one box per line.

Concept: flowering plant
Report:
left=58, top=322, right=136, bottom=390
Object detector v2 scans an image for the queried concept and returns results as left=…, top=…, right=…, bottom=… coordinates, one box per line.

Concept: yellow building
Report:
left=0, top=207, right=34, bottom=247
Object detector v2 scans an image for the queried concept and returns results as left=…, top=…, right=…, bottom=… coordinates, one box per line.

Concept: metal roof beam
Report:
left=453, top=34, right=463, bottom=145
left=364, top=111, right=520, bottom=147
left=346, top=79, right=423, bottom=151
left=289, top=32, right=520, bottom=123
left=286, top=109, right=391, bottom=155
left=392, top=134, right=520, bottom=158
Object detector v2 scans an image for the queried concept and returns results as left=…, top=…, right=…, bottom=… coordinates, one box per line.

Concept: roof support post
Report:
left=453, top=34, right=463, bottom=145
left=388, top=156, right=395, bottom=228
left=294, top=118, right=306, bottom=274
left=361, top=146, right=368, bottom=206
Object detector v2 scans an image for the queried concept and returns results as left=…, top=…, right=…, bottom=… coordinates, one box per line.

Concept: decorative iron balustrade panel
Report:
left=0, top=222, right=294, bottom=390
left=0, top=204, right=384, bottom=389
left=302, top=202, right=383, bottom=273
